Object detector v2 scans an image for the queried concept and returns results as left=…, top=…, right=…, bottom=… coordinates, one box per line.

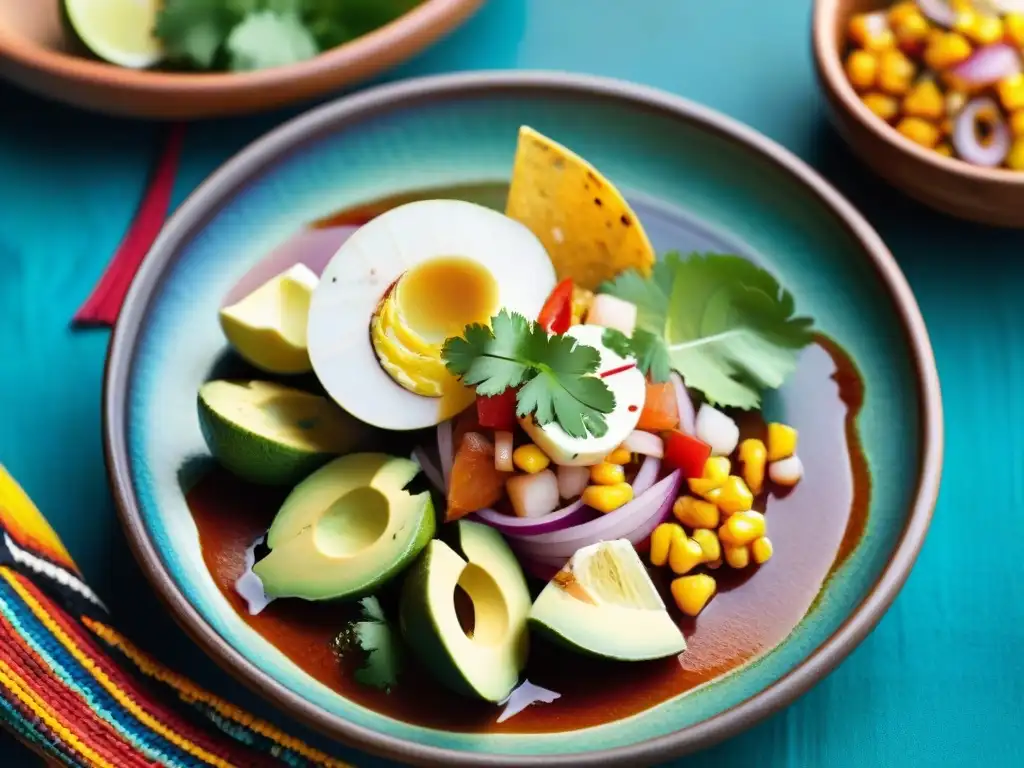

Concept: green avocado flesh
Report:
left=528, top=539, right=686, bottom=661
left=197, top=380, right=366, bottom=486
left=399, top=521, right=531, bottom=702
left=254, top=453, right=434, bottom=601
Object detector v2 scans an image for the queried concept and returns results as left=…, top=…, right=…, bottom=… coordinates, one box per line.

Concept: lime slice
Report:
left=63, top=0, right=164, bottom=69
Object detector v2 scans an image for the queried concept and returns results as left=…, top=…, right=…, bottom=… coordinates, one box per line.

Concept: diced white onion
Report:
left=695, top=404, right=739, bottom=457
left=769, top=455, right=804, bottom=486
left=508, top=470, right=561, bottom=518
left=587, top=294, right=638, bottom=337
left=556, top=464, right=590, bottom=499
left=623, top=430, right=664, bottom=458
left=495, top=431, right=514, bottom=472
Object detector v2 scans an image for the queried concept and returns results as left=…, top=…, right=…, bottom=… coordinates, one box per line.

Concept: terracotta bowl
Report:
left=0, top=0, right=483, bottom=119
left=813, top=0, right=1024, bottom=227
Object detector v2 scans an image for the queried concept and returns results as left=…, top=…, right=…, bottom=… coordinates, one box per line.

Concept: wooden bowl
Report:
left=813, top=0, right=1024, bottom=227
left=0, top=0, right=483, bottom=119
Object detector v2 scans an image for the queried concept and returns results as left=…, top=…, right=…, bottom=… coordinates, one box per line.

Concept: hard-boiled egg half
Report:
left=307, top=200, right=557, bottom=431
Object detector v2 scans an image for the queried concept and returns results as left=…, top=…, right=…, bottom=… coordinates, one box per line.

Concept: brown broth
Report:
left=187, top=187, right=871, bottom=733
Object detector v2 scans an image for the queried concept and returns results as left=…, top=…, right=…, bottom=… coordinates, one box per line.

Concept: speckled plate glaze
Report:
left=104, top=72, right=943, bottom=766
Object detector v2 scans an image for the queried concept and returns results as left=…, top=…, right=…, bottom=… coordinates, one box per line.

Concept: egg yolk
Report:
left=371, top=256, right=499, bottom=397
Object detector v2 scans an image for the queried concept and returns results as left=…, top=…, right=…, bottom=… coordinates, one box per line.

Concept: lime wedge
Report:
left=63, top=0, right=164, bottom=69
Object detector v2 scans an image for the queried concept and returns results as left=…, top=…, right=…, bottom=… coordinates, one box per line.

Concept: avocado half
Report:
left=529, top=539, right=686, bottom=661
left=253, top=453, right=434, bottom=601
left=399, top=521, right=531, bottom=702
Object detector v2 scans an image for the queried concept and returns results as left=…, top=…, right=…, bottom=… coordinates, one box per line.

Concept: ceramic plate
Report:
left=104, top=72, right=942, bottom=766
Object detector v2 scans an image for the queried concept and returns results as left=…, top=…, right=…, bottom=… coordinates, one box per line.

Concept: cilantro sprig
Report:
left=601, top=253, right=815, bottom=409
left=442, top=310, right=616, bottom=439
left=330, top=597, right=403, bottom=692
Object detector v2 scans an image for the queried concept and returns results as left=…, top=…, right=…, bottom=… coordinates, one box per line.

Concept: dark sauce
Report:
left=187, top=185, right=870, bottom=733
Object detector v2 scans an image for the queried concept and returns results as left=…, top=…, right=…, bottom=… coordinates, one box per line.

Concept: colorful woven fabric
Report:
left=0, top=465, right=351, bottom=767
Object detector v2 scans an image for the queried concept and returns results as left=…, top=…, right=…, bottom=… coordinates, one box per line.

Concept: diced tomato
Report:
left=663, top=431, right=712, bottom=479
left=537, top=278, right=574, bottom=334
left=637, top=381, right=679, bottom=431
left=451, top=406, right=483, bottom=452
left=447, top=432, right=511, bottom=521
left=476, top=389, right=518, bottom=431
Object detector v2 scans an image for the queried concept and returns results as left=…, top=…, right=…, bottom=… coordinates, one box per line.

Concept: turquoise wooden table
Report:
left=0, top=0, right=1016, bottom=765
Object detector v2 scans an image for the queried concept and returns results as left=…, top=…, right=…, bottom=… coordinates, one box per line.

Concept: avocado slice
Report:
left=254, top=453, right=434, bottom=601
left=197, top=380, right=366, bottom=486
left=399, top=521, right=530, bottom=702
left=529, top=539, right=686, bottom=661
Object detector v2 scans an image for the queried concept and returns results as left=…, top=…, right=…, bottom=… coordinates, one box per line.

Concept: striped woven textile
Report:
left=0, top=465, right=351, bottom=767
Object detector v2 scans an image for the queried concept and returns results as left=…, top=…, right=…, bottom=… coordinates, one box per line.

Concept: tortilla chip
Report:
left=505, top=126, right=656, bottom=290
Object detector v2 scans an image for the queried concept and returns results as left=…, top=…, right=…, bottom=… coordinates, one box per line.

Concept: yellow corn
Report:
left=878, top=49, right=916, bottom=95
left=946, top=89, right=967, bottom=117
left=998, top=74, right=1024, bottom=112
left=766, top=423, right=797, bottom=462
left=716, top=475, right=754, bottom=515
left=724, top=543, right=751, bottom=569
left=704, top=487, right=722, bottom=505
left=582, top=482, right=634, bottom=513
left=719, top=510, right=767, bottom=547
left=893, top=12, right=931, bottom=54
left=953, top=11, right=1003, bottom=46
left=923, top=32, right=973, bottom=71
left=940, top=118, right=954, bottom=136
left=590, top=461, right=625, bottom=486
left=902, top=79, right=944, bottom=119
left=896, top=117, right=942, bottom=148
left=688, top=456, right=730, bottom=496
left=572, top=286, right=593, bottom=326
left=1006, top=13, right=1024, bottom=47
left=1007, top=138, right=1024, bottom=170
left=671, top=574, right=717, bottom=617
left=848, top=12, right=896, bottom=52
left=751, top=537, right=774, bottom=565
left=1011, top=111, right=1024, bottom=137
left=512, top=444, right=550, bottom=474
left=605, top=447, right=632, bottom=465
left=673, top=495, right=720, bottom=529
left=845, top=50, right=878, bottom=91
left=668, top=536, right=704, bottom=576
left=650, top=523, right=684, bottom=567
left=737, top=438, right=767, bottom=495
left=935, top=142, right=954, bottom=157
left=861, top=92, right=900, bottom=121
left=691, top=528, right=722, bottom=564
left=887, top=1, right=919, bottom=27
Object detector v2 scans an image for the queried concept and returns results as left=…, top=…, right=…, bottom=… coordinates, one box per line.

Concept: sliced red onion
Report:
left=556, top=464, right=589, bottom=499
left=472, top=500, right=591, bottom=536
left=507, top=470, right=560, bottom=518
left=953, top=96, right=1011, bottom=167
left=494, top=431, right=514, bottom=472
left=992, top=1, right=1024, bottom=13
left=506, top=470, right=682, bottom=559
left=411, top=447, right=445, bottom=493
left=497, top=680, right=561, bottom=723
left=916, top=0, right=957, bottom=27
left=670, top=372, right=695, bottom=434
left=631, top=456, right=661, bottom=497
left=623, top=430, right=664, bottom=458
left=437, top=419, right=453, bottom=489
left=949, top=44, right=1022, bottom=90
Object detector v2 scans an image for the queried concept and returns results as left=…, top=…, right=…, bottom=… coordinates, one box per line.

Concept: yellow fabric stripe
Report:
left=84, top=618, right=351, bottom=768
left=0, top=659, right=115, bottom=768
left=0, top=571, right=234, bottom=768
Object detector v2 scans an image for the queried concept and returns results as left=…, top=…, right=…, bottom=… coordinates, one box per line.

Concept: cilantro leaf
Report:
left=331, top=597, right=403, bottom=692
left=601, top=253, right=814, bottom=409
left=441, top=310, right=615, bottom=439
left=226, top=10, right=320, bottom=71
left=155, top=0, right=249, bottom=69
left=603, top=328, right=671, bottom=383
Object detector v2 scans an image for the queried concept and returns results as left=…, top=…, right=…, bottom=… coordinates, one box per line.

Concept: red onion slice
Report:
left=949, top=44, right=1022, bottom=90
left=953, top=96, right=1011, bottom=167
left=631, top=456, right=661, bottom=497
left=557, top=465, right=590, bottom=499
left=916, top=0, right=957, bottom=27
left=623, top=430, right=664, bottom=458
left=506, top=470, right=682, bottom=559
left=670, top=372, right=696, bottom=434
left=472, top=500, right=592, bottom=536
left=437, top=419, right=454, bottom=489
left=411, top=447, right=445, bottom=493
left=993, top=1, right=1024, bottom=13
left=507, top=470, right=560, bottom=518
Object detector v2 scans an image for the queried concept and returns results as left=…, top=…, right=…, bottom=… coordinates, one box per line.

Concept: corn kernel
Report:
left=706, top=558, right=722, bottom=570
left=513, top=444, right=550, bottom=474
left=582, top=482, right=634, bottom=513
left=954, top=11, right=1003, bottom=46
left=935, top=142, right=954, bottom=157
left=671, top=574, right=717, bottom=617
left=1007, top=137, right=1024, bottom=170
left=897, top=117, right=942, bottom=148
left=887, top=1, right=919, bottom=27
left=673, top=495, right=720, bottom=529
left=687, top=456, right=730, bottom=496
left=650, top=523, right=684, bottom=567
left=716, top=475, right=754, bottom=515
left=924, top=32, right=973, bottom=71
left=1006, top=13, right=1024, bottom=47
left=751, top=537, right=774, bottom=565
left=668, top=536, right=704, bottom=575
left=998, top=74, right=1024, bottom=111
left=691, top=528, right=722, bottom=564
left=903, top=79, right=944, bottom=119
left=878, top=49, right=917, bottom=95
left=848, top=12, right=896, bottom=52
left=724, top=543, right=751, bottom=569
left=605, top=447, right=632, bottom=465
left=719, top=510, right=767, bottom=547
left=572, top=286, right=593, bottom=326
left=703, top=487, right=722, bottom=505
left=862, top=92, right=900, bottom=121
left=946, top=89, right=967, bottom=116
left=766, top=423, right=797, bottom=462
left=737, top=438, right=767, bottom=495
left=1011, top=111, right=1024, bottom=137
left=894, top=13, right=931, bottom=54
left=940, top=118, right=954, bottom=136
left=845, top=50, right=878, bottom=91
left=769, top=455, right=804, bottom=486
left=590, top=461, right=626, bottom=486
